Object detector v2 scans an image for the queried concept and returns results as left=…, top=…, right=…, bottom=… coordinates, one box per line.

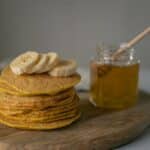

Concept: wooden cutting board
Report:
left=0, top=91, right=150, bottom=150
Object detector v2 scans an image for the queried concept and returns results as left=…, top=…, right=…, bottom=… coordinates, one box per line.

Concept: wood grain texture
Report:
left=0, top=90, right=149, bottom=150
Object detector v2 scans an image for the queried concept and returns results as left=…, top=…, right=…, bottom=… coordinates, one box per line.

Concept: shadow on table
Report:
left=138, top=90, right=150, bottom=103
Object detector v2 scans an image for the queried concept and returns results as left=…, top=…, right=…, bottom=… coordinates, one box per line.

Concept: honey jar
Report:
left=90, top=44, right=140, bottom=109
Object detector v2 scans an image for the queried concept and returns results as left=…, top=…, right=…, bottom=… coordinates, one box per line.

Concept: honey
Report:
left=90, top=62, right=139, bottom=109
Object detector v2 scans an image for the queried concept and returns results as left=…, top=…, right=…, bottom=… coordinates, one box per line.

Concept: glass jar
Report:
left=89, top=44, right=140, bottom=109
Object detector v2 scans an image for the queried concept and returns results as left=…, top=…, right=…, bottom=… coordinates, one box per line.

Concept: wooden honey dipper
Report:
left=98, top=27, right=150, bottom=76
left=112, top=27, right=150, bottom=60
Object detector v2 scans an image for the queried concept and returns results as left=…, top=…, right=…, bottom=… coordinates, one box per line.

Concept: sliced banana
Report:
left=41, top=52, right=60, bottom=72
left=10, top=51, right=76, bottom=76
left=29, top=54, right=49, bottom=73
left=49, top=60, right=77, bottom=77
left=10, top=51, right=40, bottom=75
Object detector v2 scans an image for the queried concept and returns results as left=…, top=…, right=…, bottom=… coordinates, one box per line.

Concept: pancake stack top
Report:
left=0, top=51, right=81, bottom=130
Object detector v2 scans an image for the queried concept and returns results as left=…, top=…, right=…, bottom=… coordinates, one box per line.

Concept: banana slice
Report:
left=42, top=52, right=60, bottom=72
left=29, top=54, right=49, bottom=73
left=10, top=51, right=40, bottom=75
left=49, top=60, right=77, bottom=77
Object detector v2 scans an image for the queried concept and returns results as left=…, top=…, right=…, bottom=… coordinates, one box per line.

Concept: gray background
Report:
left=0, top=0, right=150, bottom=69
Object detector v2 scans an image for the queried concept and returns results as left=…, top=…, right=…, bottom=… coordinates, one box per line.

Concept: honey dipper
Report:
left=98, top=27, right=150, bottom=76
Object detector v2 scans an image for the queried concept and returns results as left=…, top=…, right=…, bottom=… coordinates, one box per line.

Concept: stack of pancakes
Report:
left=0, top=67, right=81, bottom=130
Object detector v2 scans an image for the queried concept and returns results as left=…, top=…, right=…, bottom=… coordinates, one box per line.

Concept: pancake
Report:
left=0, top=80, right=23, bottom=96
left=0, top=88, right=75, bottom=110
left=1, top=66, right=81, bottom=95
left=0, top=64, right=81, bottom=130
left=0, top=107, right=79, bottom=123
left=0, top=109, right=30, bottom=116
left=0, top=112, right=81, bottom=130
left=0, top=77, right=28, bottom=95
left=0, top=94, right=80, bottom=116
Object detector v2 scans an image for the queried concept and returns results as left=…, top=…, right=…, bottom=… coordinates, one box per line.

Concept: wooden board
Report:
left=0, top=90, right=150, bottom=150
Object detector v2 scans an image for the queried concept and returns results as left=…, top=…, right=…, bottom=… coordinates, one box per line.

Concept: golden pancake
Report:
left=0, top=112, right=81, bottom=130
left=0, top=80, right=23, bottom=96
left=1, top=66, right=81, bottom=95
left=0, top=94, right=79, bottom=116
left=0, top=77, right=28, bottom=95
left=0, top=107, right=79, bottom=123
left=0, top=88, right=75, bottom=110
left=0, top=109, right=31, bottom=115
left=0, top=87, right=20, bottom=96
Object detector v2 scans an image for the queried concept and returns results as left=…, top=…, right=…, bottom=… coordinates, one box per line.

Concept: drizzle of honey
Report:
left=90, top=62, right=139, bottom=109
